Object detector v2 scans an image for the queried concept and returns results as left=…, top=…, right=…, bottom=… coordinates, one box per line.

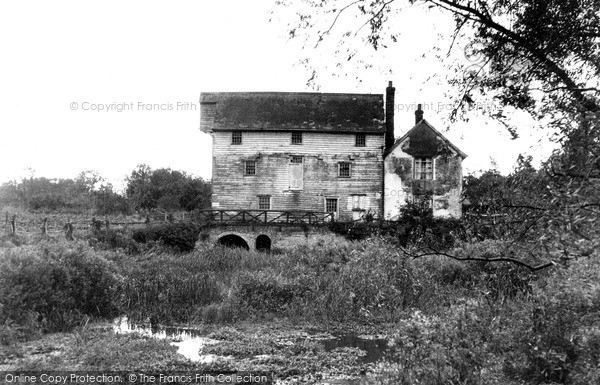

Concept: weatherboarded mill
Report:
left=200, top=91, right=387, bottom=222
left=199, top=82, right=466, bottom=243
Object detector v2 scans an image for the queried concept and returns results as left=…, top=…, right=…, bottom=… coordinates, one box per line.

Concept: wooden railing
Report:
left=193, top=210, right=335, bottom=225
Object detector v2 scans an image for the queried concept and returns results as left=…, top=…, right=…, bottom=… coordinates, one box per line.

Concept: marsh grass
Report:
left=2, top=233, right=599, bottom=383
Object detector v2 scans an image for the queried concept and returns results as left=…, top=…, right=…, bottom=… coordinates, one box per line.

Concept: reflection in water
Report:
left=112, top=317, right=393, bottom=383
left=321, top=334, right=391, bottom=365
left=112, top=317, right=217, bottom=362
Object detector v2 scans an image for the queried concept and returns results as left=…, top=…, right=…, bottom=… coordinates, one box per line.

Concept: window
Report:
left=338, top=162, right=351, bottom=178
left=351, top=194, right=366, bottom=210
left=413, top=195, right=433, bottom=210
left=232, top=131, right=242, bottom=144
left=258, top=196, right=271, bottom=210
left=291, top=132, right=303, bottom=145
left=244, top=160, right=256, bottom=175
left=355, top=133, right=366, bottom=147
left=289, top=156, right=303, bottom=189
left=414, top=158, right=433, bottom=180
left=325, top=198, right=338, bottom=214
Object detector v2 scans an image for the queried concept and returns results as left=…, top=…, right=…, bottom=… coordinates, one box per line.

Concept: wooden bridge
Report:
left=193, top=210, right=335, bottom=226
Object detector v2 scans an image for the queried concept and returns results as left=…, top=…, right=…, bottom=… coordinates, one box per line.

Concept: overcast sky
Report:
left=0, top=0, right=557, bottom=190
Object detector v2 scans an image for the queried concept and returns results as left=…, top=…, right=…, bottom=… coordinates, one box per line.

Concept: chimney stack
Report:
left=415, top=103, right=424, bottom=124
left=385, top=81, right=395, bottom=152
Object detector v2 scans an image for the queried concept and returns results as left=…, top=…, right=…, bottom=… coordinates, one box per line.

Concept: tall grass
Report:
left=2, top=233, right=599, bottom=383
left=0, top=240, right=121, bottom=331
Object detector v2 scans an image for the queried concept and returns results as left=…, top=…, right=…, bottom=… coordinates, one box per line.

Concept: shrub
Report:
left=88, top=228, right=140, bottom=254
left=122, top=252, right=223, bottom=323
left=0, top=241, right=122, bottom=331
left=233, top=270, right=309, bottom=314
left=132, top=222, right=201, bottom=252
left=503, top=257, right=600, bottom=384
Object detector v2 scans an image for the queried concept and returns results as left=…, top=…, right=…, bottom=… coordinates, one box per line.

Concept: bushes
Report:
left=88, top=228, right=140, bottom=254
left=122, top=251, right=224, bottom=324
left=132, top=222, right=201, bottom=252
left=0, top=241, right=122, bottom=331
left=503, top=257, right=600, bottom=384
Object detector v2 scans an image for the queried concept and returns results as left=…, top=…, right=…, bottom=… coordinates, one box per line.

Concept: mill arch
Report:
left=216, top=234, right=250, bottom=250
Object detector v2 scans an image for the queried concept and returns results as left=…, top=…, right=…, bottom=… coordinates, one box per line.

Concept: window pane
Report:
left=232, top=132, right=242, bottom=144
left=355, top=133, right=366, bottom=147
left=326, top=198, right=338, bottom=213
left=291, top=132, right=303, bottom=144
left=415, top=158, right=433, bottom=180
left=258, top=196, right=270, bottom=210
left=245, top=161, right=256, bottom=175
left=339, top=162, right=351, bottom=178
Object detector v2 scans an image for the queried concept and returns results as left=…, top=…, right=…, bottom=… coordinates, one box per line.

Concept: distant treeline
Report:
left=0, top=164, right=211, bottom=215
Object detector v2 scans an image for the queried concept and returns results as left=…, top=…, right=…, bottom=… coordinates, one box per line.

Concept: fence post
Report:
left=10, top=215, right=16, bottom=235
left=64, top=222, right=74, bottom=241
left=41, top=218, right=48, bottom=236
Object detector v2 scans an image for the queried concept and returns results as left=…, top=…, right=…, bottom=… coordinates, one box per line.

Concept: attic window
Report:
left=355, top=133, right=366, bottom=147
left=291, top=132, right=303, bottom=145
left=414, top=158, right=433, bottom=180
left=232, top=131, right=242, bottom=145
left=338, top=162, right=351, bottom=178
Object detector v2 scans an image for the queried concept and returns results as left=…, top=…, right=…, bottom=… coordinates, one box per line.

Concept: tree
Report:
left=278, top=0, right=600, bottom=266
left=125, top=164, right=212, bottom=212
left=125, top=164, right=155, bottom=210
left=278, top=0, right=599, bottom=123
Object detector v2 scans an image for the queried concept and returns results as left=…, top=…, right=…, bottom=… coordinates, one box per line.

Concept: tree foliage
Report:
left=125, top=164, right=211, bottom=212
left=0, top=166, right=212, bottom=215
left=279, top=0, right=600, bottom=266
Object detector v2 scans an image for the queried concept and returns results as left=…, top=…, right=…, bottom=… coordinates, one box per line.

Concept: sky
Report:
left=0, top=0, right=557, bottom=191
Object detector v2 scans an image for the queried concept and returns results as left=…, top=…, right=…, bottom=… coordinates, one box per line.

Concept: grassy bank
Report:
left=1, top=233, right=599, bottom=383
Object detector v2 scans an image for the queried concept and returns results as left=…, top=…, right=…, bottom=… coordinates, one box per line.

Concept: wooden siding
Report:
left=211, top=131, right=384, bottom=221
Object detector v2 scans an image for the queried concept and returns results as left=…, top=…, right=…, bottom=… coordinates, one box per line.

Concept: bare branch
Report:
left=403, top=248, right=556, bottom=272
left=315, top=0, right=362, bottom=48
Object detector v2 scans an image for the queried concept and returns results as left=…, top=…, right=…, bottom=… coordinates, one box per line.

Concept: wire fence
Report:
left=2, top=209, right=194, bottom=239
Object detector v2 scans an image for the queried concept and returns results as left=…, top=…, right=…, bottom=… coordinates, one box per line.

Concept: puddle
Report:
left=112, top=317, right=218, bottom=362
left=321, top=333, right=391, bottom=364
left=112, top=317, right=392, bottom=369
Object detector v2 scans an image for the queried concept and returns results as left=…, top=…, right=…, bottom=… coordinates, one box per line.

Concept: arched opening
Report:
left=255, top=234, right=271, bottom=252
left=217, top=234, right=249, bottom=250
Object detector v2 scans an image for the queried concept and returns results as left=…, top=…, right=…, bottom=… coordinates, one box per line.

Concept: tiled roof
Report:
left=200, top=92, right=385, bottom=133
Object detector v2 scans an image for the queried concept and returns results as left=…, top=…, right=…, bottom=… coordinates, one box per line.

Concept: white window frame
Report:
left=258, top=195, right=271, bottom=210
left=414, top=157, right=434, bottom=180
left=325, top=197, right=339, bottom=219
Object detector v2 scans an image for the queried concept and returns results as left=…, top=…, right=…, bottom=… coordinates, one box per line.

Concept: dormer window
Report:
left=414, top=158, right=433, bottom=180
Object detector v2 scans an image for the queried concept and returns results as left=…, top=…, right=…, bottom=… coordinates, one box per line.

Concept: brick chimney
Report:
left=385, top=81, right=395, bottom=152
left=415, top=103, right=424, bottom=124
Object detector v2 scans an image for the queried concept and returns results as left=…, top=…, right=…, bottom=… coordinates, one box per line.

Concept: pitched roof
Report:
left=386, top=119, right=467, bottom=158
left=200, top=92, right=385, bottom=133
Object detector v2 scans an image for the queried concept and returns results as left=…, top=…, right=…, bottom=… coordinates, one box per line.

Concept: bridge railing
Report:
left=193, top=210, right=335, bottom=225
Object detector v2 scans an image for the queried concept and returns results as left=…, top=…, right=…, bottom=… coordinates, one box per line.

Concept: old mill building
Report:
left=199, top=82, right=466, bottom=221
